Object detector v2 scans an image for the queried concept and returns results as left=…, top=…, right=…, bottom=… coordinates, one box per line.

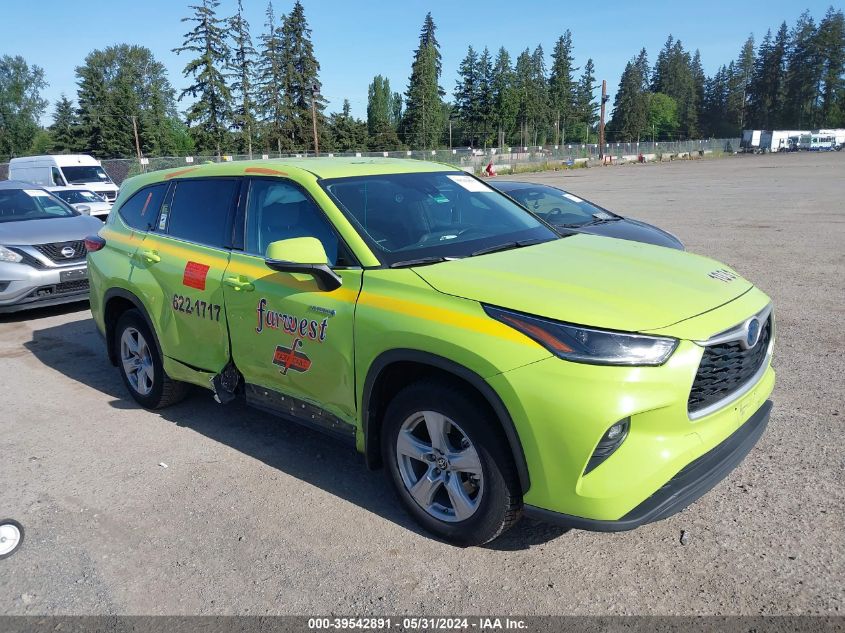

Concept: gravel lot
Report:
left=1, top=152, right=843, bottom=615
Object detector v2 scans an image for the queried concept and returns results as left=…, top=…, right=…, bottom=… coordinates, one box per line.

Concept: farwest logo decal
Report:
left=255, top=298, right=329, bottom=341
left=272, top=339, right=312, bottom=374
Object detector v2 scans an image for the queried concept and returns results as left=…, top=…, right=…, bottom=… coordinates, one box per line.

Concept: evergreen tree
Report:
left=549, top=31, right=576, bottom=145
left=491, top=47, right=517, bottom=148
left=228, top=0, right=257, bottom=156
left=0, top=55, right=48, bottom=160
left=734, top=35, right=756, bottom=129
left=256, top=2, right=285, bottom=153
left=418, top=12, right=443, bottom=84
left=402, top=13, right=444, bottom=149
left=651, top=36, right=698, bottom=137
left=327, top=99, right=369, bottom=151
left=783, top=12, right=821, bottom=128
left=575, top=58, right=598, bottom=141
left=477, top=47, right=494, bottom=146
left=50, top=95, right=79, bottom=153
left=454, top=45, right=480, bottom=146
left=817, top=7, right=845, bottom=125
left=280, top=1, right=327, bottom=151
left=529, top=45, right=550, bottom=145
left=173, top=0, right=232, bottom=156
left=608, top=58, right=649, bottom=141
left=747, top=24, right=788, bottom=128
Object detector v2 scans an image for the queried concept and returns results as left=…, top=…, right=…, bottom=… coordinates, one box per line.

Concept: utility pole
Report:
left=598, top=80, right=608, bottom=160
left=311, top=84, right=320, bottom=157
left=131, top=115, right=144, bottom=171
left=449, top=118, right=452, bottom=149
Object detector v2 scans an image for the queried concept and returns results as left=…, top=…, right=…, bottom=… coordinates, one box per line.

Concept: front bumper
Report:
left=0, top=259, right=89, bottom=313
left=524, top=400, right=771, bottom=531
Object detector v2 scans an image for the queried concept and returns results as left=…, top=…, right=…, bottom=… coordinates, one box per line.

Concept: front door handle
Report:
left=223, top=275, right=254, bottom=292
left=140, top=249, right=160, bottom=264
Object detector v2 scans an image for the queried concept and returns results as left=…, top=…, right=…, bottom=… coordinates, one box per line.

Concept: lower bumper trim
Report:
left=524, top=399, right=772, bottom=532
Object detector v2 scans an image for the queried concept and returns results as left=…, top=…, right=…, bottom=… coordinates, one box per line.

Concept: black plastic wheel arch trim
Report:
left=524, top=399, right=772, bottom=532
left=361, top=349, right=531, bottom=494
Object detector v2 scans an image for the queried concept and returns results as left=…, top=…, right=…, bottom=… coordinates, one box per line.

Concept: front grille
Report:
left=33, top=240, right=87, bottom=263
left=688, top=316, right=772, bottom=415
left=56, top=279, right=89, bottom=294
left=25, top=279, right=89, bottom=299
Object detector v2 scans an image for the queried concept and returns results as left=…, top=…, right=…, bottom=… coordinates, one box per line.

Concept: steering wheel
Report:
left=545, top=207, right=564, bottom=220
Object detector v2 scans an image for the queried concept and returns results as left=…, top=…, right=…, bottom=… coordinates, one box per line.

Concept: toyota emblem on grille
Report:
left=60, top=246, right=76, bottom=258
left=742, top=317, right=762, bottom=350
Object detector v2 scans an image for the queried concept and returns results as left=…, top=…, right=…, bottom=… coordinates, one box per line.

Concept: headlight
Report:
left=0, top=246, right=23, bottom=263
left=485, top=305, right=678, bottom=366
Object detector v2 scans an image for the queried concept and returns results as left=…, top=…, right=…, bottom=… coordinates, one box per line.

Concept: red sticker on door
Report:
left=183, top=261, right=210, bottom=290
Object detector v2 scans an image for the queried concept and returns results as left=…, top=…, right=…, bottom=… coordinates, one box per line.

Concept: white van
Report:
left=8, top=155, right=119, bottom=204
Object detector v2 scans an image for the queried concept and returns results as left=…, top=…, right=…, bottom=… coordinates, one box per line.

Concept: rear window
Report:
left=162, top=178, right=240, bottom=248
left=117, top=184, right=169, bottom=231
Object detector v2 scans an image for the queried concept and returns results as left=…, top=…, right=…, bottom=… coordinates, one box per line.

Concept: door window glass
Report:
left=117, top=183, right=169, bottom=231
left=245, top=179, right=339, bottom=265
left=164, top=178, right=239, bottom=247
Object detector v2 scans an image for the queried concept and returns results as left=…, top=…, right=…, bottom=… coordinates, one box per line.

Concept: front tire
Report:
left=382, top=380, right=522, bottom=546
left=114, top=309, right=187, bottom=409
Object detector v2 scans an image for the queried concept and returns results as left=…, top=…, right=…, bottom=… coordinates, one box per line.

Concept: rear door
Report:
left=139, top=177, right=241, bottom=373
left=222, top=177, right=362, bottom=427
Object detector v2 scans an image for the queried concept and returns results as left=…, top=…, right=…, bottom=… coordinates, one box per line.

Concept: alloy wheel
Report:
left=120, top=327, right=154, bottom=396
left=395, top=411, right=484, bottom=523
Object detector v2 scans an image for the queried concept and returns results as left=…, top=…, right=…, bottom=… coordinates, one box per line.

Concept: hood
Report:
left=575, top=218, right=685, bottom=250
left=0, top=214, right=103, bottom=246
left=413, top=234, right=752, bottom=332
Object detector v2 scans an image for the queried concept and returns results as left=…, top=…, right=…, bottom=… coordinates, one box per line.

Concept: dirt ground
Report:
left=1, top=151, right=843, bottom=615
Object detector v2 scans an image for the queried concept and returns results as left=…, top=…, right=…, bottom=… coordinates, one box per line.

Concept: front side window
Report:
left=245, top=179, right=340, bottom=265
left=163, top=178, right=240, bottom=248
left=0, top=188, right=76, bottom=223
left=51, top=167, right=66, bottom=186
left=323, top=171, right=557, bottom=265
left=117, top=183, right=168, bottom=231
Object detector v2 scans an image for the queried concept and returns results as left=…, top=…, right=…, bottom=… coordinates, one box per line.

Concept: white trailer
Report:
left=740, top=130, right=762, bottom=152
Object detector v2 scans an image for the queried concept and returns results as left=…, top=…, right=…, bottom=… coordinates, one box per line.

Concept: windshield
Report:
left=60, top=165, right=112, bottom=184
left=503, top=185, right=618, bottom=226
left=54, top=189, right=104, bottom=204
left=0, top=188, right=77, bottom=223
left=322, top=172, right=557, bottom=265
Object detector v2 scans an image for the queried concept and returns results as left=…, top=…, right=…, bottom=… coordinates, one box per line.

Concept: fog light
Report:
left=584, top=418, right=630, bottom=475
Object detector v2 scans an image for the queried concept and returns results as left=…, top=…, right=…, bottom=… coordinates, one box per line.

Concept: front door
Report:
left=223, top=177, right=362, bottom=427
left=141, top=177, right=241, bottom=373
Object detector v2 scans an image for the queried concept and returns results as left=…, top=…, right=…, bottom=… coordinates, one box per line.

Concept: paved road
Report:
left=1, top=152, right=843, bottom=615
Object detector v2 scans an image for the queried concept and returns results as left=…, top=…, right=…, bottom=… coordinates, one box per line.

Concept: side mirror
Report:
left=264, top=237, right=342, bottom=292
left=76, top=205, right=92, bottom=215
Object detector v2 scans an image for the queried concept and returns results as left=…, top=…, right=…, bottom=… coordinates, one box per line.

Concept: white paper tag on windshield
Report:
left=563, top=192, right=584, bottom=203
left=23, top=189, right=50, bottom=197
left=593, top=211, right=614, bottom=220
left=447, top=174, right=490, bottom=192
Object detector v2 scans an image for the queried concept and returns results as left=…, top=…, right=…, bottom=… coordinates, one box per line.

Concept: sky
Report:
left=4, top=0, right=839, bottom=125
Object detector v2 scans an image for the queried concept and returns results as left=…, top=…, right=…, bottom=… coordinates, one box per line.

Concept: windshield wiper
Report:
left=390, top=256, right=455, bottom=269
left=470, top=238, right=547, bottom=257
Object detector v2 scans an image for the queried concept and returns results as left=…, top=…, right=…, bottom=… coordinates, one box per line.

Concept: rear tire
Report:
left=381, top=380, right=522, bottom=546
left=114, top=309, right=187, bottom=409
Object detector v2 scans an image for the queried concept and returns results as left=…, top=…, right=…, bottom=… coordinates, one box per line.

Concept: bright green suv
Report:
left=87, top=158, right=775, bottom=545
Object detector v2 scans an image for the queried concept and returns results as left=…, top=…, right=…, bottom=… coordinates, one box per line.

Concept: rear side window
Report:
left=117, top=184, right=168, bottom=231
left=163, top=178, right=239, bottom=248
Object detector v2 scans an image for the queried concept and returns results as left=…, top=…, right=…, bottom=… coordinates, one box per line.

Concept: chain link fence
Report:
left=0, top=138, right=740, bottom=185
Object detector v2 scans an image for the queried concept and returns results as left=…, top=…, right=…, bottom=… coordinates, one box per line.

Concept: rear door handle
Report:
left=140, top=249, right=160, bottom=264
left=223, top=275, right=254, bottom=292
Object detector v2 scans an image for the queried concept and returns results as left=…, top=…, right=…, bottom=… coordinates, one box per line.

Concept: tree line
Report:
left=0, top=2, right=843, bottom=161
left=609, top=7, right=845, bottom=142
